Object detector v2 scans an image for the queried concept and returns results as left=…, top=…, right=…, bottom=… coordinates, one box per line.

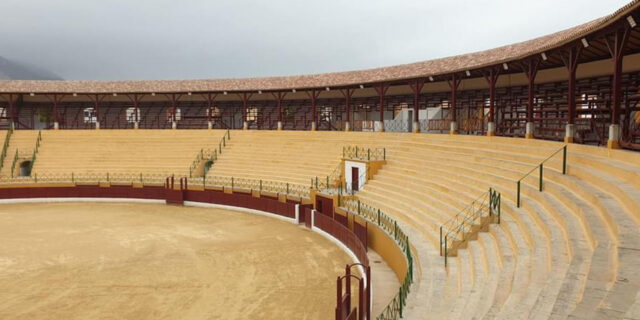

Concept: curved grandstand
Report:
left=1, top=2, right=640, bottom=320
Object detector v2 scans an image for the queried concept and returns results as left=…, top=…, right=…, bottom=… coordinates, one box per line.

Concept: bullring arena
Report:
left=1, top=2, right=640, bottom=320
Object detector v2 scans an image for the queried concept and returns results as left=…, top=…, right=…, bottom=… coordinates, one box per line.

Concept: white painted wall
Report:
left=345, top=161, right=367, bottom=191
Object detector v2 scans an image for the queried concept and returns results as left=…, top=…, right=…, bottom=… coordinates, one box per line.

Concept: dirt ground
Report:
left=0, top=202, right=356, bottom=319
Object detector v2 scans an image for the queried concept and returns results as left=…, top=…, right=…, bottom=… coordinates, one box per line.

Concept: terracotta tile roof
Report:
left=0, top=0, right=638, bottom=94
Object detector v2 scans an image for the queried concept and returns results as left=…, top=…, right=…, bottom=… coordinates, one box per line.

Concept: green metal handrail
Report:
left=516, top=145, right=567, bottom=208
left=343, top=145, right=386, bottom=161
left=10, top=149, right=18, bottom=178
left=340, top=198, right=413, bottom=319
left=189, top=129, right=230, bottom=178
left=439, top=188, right=501, bottom=266
left=0, top=127, right=14, bottom=172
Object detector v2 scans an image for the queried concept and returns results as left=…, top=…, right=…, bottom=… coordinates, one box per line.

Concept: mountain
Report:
left=0, top=56, right=62, bottom=80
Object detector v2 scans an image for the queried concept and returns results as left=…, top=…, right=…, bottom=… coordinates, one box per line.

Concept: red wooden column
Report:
left=202, top=93, right=218, bottom=129
left=306, top=89, right=321, bottom=131
left=483, top=68, right=500, bottom=136
left=46, top=94, right=65, bottom=130
left=447, top=74, right=462, bottom=134
left=560, top=45, right=582, bottom=143
left=165, top=93, right=182, bottom=129
left=237, top=93, right=253, bottom=130
left=409, top=79, right=425, bottom=133
left=87, top=94, right=106, bottom=129
left=374, top=83, right=389, bottom=132
left=5, top=93, right=16, bottom=129
left=605, top=27, right=630, bottom=149
left=340, top=88, right=355, bottom=131
left=523, top=59, right=540, bottom=139
left=126, top=94, right=145, bottom=129
left=272, top=92, right=287, bottom=130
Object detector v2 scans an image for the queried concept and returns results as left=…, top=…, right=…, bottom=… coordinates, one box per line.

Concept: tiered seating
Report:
left=0, top=130, right=40, bottom=177
left=208, top=130, right=640, bottom=319
left=32, top=129, right=228, bottom=177
left=334, top=133, right=639, bottom=319
left=206, top=131, right=345, bottom=185
left=8, top=128, right=640, bottom=318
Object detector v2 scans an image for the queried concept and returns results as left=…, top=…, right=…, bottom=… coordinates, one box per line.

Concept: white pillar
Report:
left=53, top=122, right=59, bottom=130
left=344, top=121, right=351, bottom=132
left=608, top=124, right=621, bottom=149
left=412, top=121, right=420, bottom=133
left=243, top=121, right=248, bottom=130
left=95, top=122, right=100, bottom=130
left=207, top=121, right=213, bottom=130
left=449, top=121, right=458, bottom=134
left=310, top=121, right=317, bottom=131
left=134, top=121, right=139, bottom=130
left=375, top=121, right=384, bottom=132
left=525, top=122, right=534, bottom=139
left=564, top=124, right=575, bottom=143
left=277, top=121, right=283, bottom=131
left=171, top=121, right=177, bottom=129
left=487, top=122, right=496, bottom=136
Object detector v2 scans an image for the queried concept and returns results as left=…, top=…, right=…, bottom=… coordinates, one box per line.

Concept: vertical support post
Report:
left=307, top=89, right=320, bottom=131
left=358, top=278, right=364, bottom=320
left=523, top=59, right=540, bottom=139
left=517, top=180, right=521, bottom=208
left=88, top=94, right=105, bottom=130
left=202, top=93, right=218, bottom=129
left=165, top=93, right=182, bottom=129
left=374, top=83, right=389, bottom=132
left=335, top=277, right=342, bottom=320
left=409, top=79, right=425, bottom=133
left=562, top=146, right=567, bottom=175
left=127, top=94, right=145, bottom=130
left=561, top=45, right=582, bottom=143
left=484, top=68, right=500, bottom=136
left=605, top=27, right=630, bottom=149
left=7, top=93, right=16, bottom=129
left=46, top=94, right=65, bottom=130
left=448, top=74, right=462, bottom=134
left=341, top=88, right=355, bottom=131
left=539, top=164, right=543, bottom=192
left=444, top=235, right=448, bottom=267
left=272, top=92, right=287, bottom=130
left=238, top=93, right=253, bottom=130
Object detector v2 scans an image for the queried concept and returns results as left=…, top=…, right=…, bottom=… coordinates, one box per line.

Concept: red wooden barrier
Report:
left=0, top=185, right=297, bottom=220
left=313, top=211, right=369, bottom=267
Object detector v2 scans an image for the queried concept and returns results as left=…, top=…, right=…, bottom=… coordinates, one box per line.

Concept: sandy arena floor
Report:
left=0, top=202, right=356, bottom=319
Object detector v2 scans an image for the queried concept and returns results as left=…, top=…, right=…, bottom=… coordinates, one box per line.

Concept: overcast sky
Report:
left=0, top=0, right=631, bottom=80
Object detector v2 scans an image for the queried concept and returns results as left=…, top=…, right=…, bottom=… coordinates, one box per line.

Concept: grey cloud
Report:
left=0, top=0, right=629, bottom=80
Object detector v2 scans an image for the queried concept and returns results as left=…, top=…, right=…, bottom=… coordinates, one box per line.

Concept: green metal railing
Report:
left=189, top=175, right=310, bottom=199
left=340, top=198, right=413, bottom=319
left=312, top=161, right=343, bottom=193
left=343, top=146, right=386, bottom=161
left=10, top=149, right=18, bottom=177
left=0, top=170, right=310, bottom=200
left=28, top=130, right=42, bottom=175
left=189, top=129, right=230, bottom=177
left=0, top=127, right=14, bottom=172
left=516, top=145, right=567, bottom=208
left=439, top=188, right=501, bottom=267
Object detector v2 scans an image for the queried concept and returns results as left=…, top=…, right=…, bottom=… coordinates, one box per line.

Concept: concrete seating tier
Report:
left=30, top=129, right=228, bottom=177
left=0, top=130, right=40, bottom=177
left=8, top=129, right=640, bottom=319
